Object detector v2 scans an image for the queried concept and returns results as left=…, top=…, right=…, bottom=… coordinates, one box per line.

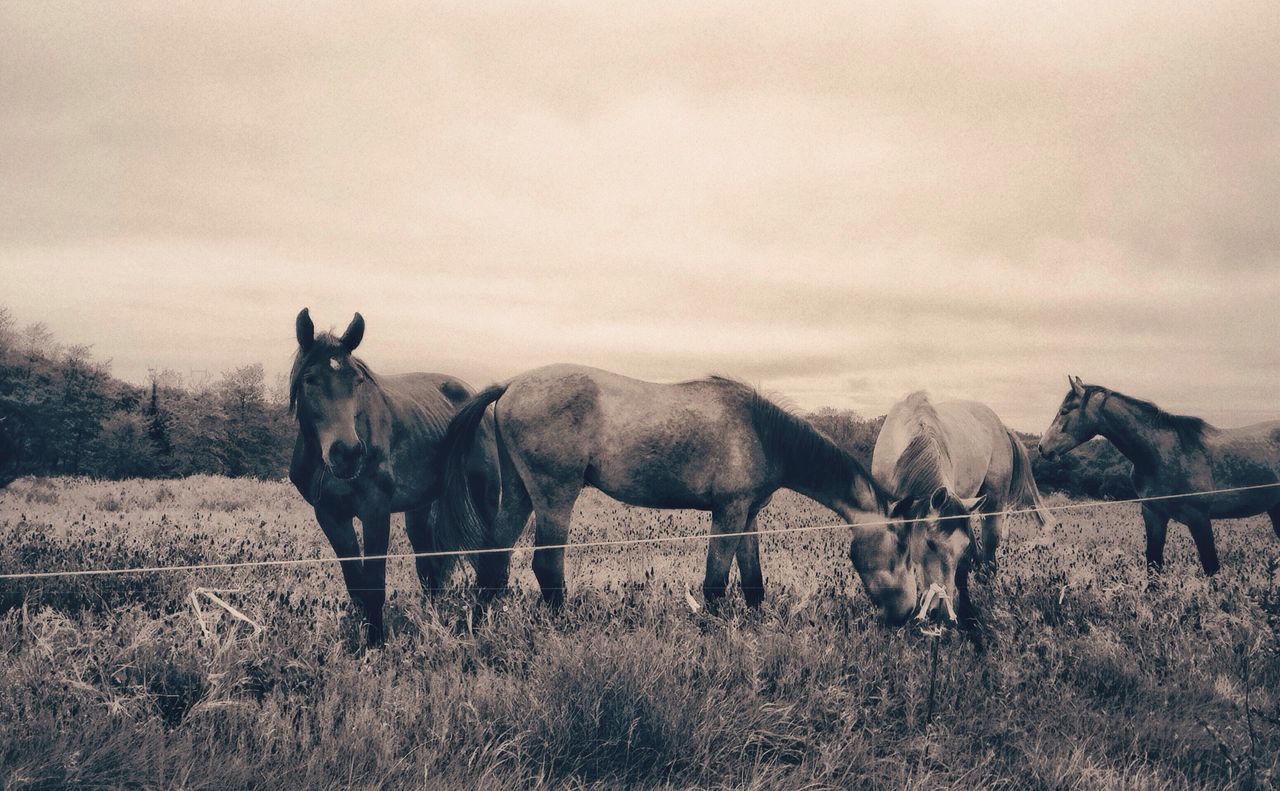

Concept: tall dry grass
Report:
left=1, top=477, right=1278, bottom=789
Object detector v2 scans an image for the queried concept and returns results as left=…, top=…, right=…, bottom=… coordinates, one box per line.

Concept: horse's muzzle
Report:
left=915, top=583, right=957, bottom=625
left=328, top=439, right=366, bottom=481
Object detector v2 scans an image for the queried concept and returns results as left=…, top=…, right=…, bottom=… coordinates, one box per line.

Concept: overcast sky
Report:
left=2, top=1, right=1277, bottom=430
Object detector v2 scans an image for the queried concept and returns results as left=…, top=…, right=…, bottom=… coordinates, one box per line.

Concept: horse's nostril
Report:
left=328, top=440, right=363, bottom=474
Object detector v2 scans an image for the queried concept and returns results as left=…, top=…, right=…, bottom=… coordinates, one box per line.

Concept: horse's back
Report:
left=382, top=372, right=475, bottom=405
left=1199, top=420, right=1280, bottom=515
left=936, top=401, right=1017, bottom=495
left=500, top=364, right=737, bottom=432
left=874, top=395, right=1014, bottom=498
left=498, top=364, right=761, bottom=506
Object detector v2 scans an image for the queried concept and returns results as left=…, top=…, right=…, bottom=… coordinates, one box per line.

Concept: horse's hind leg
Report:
left=704, top=501, right=750, bottom=613
left=529, top=492, right=578, bottom=608
left=734, top=507, right=765, bottom=608
left=1185, top=514, right=1220, bottom=576
left=476, top=489, right=530, bottom=602
left=405, top=503, right=453, bottom=594
left=474, top=444, right=533, bottom=601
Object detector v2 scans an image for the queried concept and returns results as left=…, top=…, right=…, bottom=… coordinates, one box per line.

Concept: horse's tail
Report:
left=1008, top=428, right=1052, bottom=528
left=438, top=384, right=508, bottom=554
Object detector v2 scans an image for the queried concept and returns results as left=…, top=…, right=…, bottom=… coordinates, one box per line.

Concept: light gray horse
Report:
left=873, top=391, right=1049, bottom=625
left=1038, top=376, right=1280, bottom=576
left=438, top=364, right=922, bottom=622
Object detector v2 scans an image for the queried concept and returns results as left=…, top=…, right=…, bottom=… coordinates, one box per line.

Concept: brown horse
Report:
left=1038, top=376, right=1280, bottom=576
left=288, top=309, right=498, bottom=645
left=438, top=364, right=922, bottom=622
left=873, top=391, right=1049, bottom=626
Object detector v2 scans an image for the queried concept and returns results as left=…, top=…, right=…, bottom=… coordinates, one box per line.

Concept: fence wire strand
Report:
left=1, top=481, right=1278, bottom=581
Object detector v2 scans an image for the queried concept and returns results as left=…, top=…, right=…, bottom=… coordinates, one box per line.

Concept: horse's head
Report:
left=900, top=487, right=987, bottom=625
left=848, top=500, right=925, bottom=626
left=1038, top=375, right=1105, bottom=460
left=291, top=308, right=371, bottom=480
left=850, top=489, right=986, bottom=627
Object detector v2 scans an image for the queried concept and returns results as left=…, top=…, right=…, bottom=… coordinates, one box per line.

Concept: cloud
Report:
left=1, top=2, right=1277, bottom=431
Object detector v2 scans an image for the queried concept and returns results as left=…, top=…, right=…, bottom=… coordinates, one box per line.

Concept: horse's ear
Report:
left=930, top=486, right=950, bottom=512
left=1069, top=375, right=1085, bottom=396
left=889, top=495, right=915, bottom=519
left=340, top=312, right=365, bottom=352
left=296, top=308, right=315, bottom=351
left=955, top=493, right=987, bottom=513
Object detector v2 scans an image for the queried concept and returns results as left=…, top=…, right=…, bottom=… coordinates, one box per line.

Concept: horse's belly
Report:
left=585, top=457, right=717, bottom=510
left=1208, top=491, right=1279, bottom=520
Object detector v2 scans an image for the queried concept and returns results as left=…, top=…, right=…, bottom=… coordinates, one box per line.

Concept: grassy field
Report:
left=1, top=475, right=1279, bottom=789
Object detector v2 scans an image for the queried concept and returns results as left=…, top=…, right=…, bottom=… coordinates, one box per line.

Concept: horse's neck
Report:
left=783, top=461, right=878, bottom=523
left=1097, top=398, right=1167, bottom=472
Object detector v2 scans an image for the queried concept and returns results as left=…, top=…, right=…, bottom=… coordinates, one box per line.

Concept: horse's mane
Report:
left=1091, top=386, right=1214, bottom=449
left=706, top=376, right=893, bottom=510
left=892, top=391, right=951, bottom=496
left=288, top=333, right=380, bottom=416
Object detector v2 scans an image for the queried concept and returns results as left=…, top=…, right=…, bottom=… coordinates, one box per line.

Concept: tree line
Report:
left=0, top=306, right=1134, bottom=498
left=0, top=307, right=292, bottom=485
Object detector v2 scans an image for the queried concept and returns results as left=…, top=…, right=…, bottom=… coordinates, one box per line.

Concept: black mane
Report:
left=708, top=377, right=892, bottom=511
left=1092, top=387, right=1214, bottom=450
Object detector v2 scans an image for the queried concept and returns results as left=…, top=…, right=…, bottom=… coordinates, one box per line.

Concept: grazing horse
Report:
left=288, top=309, right=498, bottom=646
left=1038, top=376, right=1280, bottom=576
left=873, top=392, right=1050, bottom=625
left=438, top=364, right=921, bottom=622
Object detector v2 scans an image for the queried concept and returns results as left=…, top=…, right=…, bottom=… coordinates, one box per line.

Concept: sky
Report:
left=1, top=1, right=1277, bottom=431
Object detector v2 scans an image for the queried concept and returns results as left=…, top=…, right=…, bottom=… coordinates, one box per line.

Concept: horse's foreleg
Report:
left=954, top=559, right=981, bottom=633
left=315, top=508, right=370, bottom=630
left=704, top=503, right=749, bottom=612
left=357, top=511, right=392, bottom=646
left=1268, top=505, right=1280, bottom=542
left=977, top=512, right=1003, bottom=578
left=405, top=503, right=453, bottom=595
left=1185, top=514, right=1220, bottom=576
left=734, top=509, right=765, bottom=608
left=1141, top=504, right=1169, bottom=574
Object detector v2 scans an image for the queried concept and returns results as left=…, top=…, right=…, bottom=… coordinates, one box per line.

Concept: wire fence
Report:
left=2, top=482, right=1277, bottom=582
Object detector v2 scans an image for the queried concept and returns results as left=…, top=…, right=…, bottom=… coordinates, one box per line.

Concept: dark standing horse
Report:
left=289, top=309, right=498, bottom=645
left=438, top=364, right=922, bottom=622
left=1038, top=376, right=1280, bottom=576
left=873, top=391, right=1050, bottom=626
left=0, top=415, right=18, bottom=489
